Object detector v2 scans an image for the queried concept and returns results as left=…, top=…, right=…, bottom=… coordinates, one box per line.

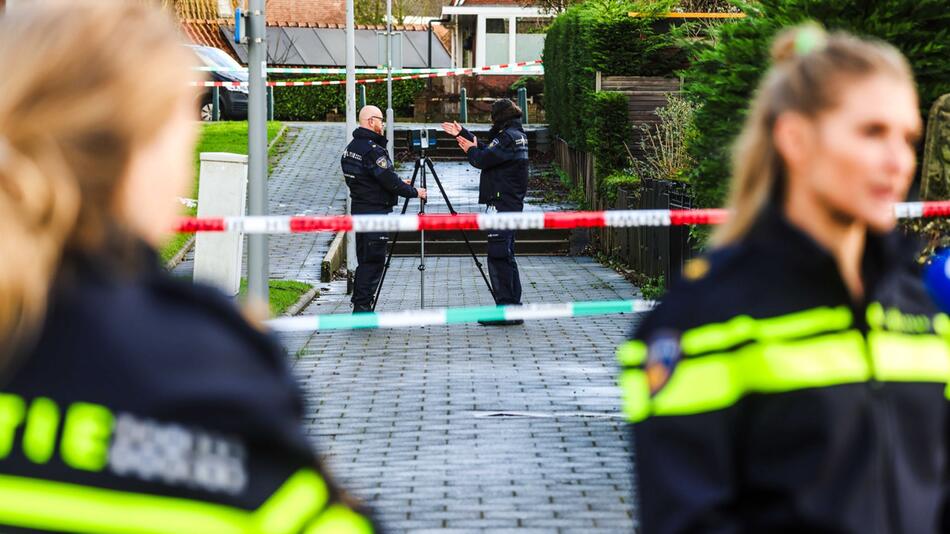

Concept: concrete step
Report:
left=391, top=239, right=570, bottom=256
left=384, top=228, right=572, bottom=242
left=385, top=228, right=571, bottom=256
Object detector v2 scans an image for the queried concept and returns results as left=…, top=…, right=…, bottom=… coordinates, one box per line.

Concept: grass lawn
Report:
left=238, top=279, right=314, bottom=317
left=159, top=121, right=284, bottom=264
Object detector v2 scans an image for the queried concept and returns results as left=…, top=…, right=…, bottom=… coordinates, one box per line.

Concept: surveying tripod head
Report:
left=407, top=128, right=438, bottom=157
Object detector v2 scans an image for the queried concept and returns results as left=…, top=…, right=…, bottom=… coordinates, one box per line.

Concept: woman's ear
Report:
left=773, top=112, right=812, bottom=175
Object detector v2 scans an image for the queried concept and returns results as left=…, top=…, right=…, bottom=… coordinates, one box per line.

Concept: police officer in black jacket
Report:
left=619, top=25, right=947, bottom=533
left=0, top=3, right=374, bottom=533
left=442, top=99, right=529, bottom=325
left=342, top=105, right=426, bottom=312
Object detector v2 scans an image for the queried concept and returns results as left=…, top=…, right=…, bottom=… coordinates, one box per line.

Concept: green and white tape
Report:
left=266, top=299, right=655, bottom=332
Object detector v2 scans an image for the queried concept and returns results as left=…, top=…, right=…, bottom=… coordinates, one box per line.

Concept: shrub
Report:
left=274, top=76, right=425, bottom=121
left=600, top=171, right=641, bottom=203
left=682, top=0, right=950, bottom=208
left=587, top=91, right=635, bottom=178
left=636, top=93, right=697, bottom=182
left=510, top=75, right=545, bottom=98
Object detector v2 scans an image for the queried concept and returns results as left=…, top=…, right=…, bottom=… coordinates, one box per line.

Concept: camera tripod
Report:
left=372, top=151, right=496, bottom=310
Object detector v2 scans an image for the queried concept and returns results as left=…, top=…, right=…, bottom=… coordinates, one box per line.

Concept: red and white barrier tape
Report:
left=174, top=202, right=950, bottom=234
left=191, top=62, right=543, bottom=88
left=194, top=60, right=543, bottom=76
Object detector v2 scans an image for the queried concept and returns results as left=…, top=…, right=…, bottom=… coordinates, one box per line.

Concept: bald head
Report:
left=359, top=106, right=383, bottom=130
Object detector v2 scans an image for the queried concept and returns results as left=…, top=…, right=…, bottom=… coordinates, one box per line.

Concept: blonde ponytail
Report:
left=0, top=138, right=79, bottom=360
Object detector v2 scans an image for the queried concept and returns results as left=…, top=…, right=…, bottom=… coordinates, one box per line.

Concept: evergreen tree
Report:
left=683, top=0, right=950, bottom=208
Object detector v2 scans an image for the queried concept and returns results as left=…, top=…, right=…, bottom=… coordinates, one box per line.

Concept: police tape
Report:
left=265, top=299, right=655, bottom=332
left=175, top=201, right=950, bottom=234
left=193, top=69, right=542, bottom=88
left=194, top=60, right=544, bottom=75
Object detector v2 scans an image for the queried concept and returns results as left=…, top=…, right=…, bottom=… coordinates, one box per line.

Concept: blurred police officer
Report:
left=442, top=99, right=528, bottom=325
left=342, top=105, right=426, bottom=313
left=0, top=3, right=375, bottom=532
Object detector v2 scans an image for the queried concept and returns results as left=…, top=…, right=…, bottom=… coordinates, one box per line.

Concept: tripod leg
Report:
left=371, top=159, right=421, bottom=311
left=424, top=158, right=497, bottom=301
left=419, top=159, right=426, bottom=309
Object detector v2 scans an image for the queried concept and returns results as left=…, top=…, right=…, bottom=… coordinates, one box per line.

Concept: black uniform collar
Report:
left=746, top=203, right=917, bottom=300
left=58, top=239, right=162, bottom=288
left=353, top=126, right=387, bottom=146
left=489, top=119, right=523, bottom=138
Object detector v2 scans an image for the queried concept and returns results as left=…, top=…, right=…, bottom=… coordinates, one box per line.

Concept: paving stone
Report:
left=216, top=122, right=646, bottom=532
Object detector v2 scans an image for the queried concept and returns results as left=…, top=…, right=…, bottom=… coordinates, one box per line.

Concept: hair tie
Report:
left=795, top=25, right=828, bottom=57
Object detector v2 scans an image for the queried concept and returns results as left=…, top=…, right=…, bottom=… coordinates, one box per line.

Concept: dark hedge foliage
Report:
left=683, top=0, right=950, bottom=208
left=544, top=0, right=689, bottom=180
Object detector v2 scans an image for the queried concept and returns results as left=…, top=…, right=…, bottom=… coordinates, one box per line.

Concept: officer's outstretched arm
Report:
left=368, top=150, right=418, bottom=198
left=458, top=126, right=486, bottom=149
left=619, top=312, right=740, bottom=533
left=467, top=133, right=515, bottom=170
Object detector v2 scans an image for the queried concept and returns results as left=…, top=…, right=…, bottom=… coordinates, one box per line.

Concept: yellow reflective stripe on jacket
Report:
left=650, top=353, right=742, bottom=417
left=304, top=504, right=373, bottom=534
left=0, top=469, right=371, bottom=534
left=622, top=329, right=950, bottom=422
left=0, top=474, right=247, bottom=534
left=622, top=331, right=871, bottom=423
left=744, top=330, right=871, bottom=393
left=618, top=370, right=650, bottom=422
left=616, top=340, right=647, bottom=367
left=869, top=331, right=950, bottom=383
left=680, top=306, right=852, bottom=355
left=253, top=469, right=330, bottom=534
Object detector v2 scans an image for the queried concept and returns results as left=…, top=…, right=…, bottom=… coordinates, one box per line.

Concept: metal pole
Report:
left=247, top=0, right=269, bottom=304
left=358, top=85, right=366, bottom=109
left=345, top=0, right=357, bottom=286
left=267, top=86, right=275, bottom=121
left=212, top=86, right=220, bottom=121
left=518, top=86, right=528, bottom=124
left=385, top=0, right=394, bottom=161
left=419, top=153, right=426, bottom=308
left=460, top=87, right=467, bottom=123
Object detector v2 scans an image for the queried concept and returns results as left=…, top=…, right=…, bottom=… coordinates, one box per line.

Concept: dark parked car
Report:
left=188, top=45, right=248, bottom=121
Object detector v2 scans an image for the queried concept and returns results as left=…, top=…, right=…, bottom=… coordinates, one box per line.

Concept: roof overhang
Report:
left=442, top=5, right=551, bottom=17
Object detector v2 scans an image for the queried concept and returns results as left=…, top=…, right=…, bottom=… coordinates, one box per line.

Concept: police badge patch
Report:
left=376, top=156, right=389, bottom=169
left=645, top=331, right=681, bottom=396
left=489, top=138, right=500, bottom=148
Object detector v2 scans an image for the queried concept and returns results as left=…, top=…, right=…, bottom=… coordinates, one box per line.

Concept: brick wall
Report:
left=266, top=0, right=344, bottom=25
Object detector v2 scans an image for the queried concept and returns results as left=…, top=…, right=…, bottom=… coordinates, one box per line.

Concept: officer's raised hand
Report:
left=457, top=135, right=477, bottom=153
left=441, top=121, right=462, bottom=137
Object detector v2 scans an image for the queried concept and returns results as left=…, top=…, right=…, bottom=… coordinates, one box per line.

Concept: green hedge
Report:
left=683, top=0, right=950, bottom=209
left=589, top=91, right=634, bottom=177
left=600, top=170, right=641, bottom=204
left=544, top=0, right=689, bottom=186
left=274, top=77, right=425, bottom=121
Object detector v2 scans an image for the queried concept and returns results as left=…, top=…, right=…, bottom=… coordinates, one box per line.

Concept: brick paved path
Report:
left=280, top=255, right=641, bottom=533
left=278, top=130, right=642, bottom=531
left=181, top=122, right=643, bottom=532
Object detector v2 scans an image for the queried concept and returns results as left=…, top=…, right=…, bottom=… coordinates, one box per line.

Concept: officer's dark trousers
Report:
left=352, top=211, right=390, bottom=309
left=487, top=230, right=522, bottom=305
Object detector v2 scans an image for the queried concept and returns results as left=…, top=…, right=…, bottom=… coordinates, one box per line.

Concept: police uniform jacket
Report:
left=619, top=206, right=950, bottom=534
left=459, top=120, right=528, bottom=212
left=0, top=248, right=373, bottom=534
left=342, top=127, right=416, bottom=214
